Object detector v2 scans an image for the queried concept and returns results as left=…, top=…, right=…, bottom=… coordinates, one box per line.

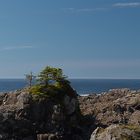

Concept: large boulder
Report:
left=90, top=124, right=140, bottom=140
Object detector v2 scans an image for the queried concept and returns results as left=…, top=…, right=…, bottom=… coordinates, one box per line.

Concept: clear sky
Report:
left=0, top=0, right=140, bottom=79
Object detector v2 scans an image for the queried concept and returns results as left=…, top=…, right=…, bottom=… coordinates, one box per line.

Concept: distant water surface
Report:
left=69, top=79, right=140, bottom=94
left=0, top=79, right=27, bottom=92
left=0, top=79, right=140, bottom=95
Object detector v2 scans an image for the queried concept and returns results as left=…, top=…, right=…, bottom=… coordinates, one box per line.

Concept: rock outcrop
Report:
left=90, top=124, right=140, bottom=140
left=0, top=88, right=140, bottom=140
left=0, top=88, right=82, bottom=140
left=79, top=88, right=140, bottom=140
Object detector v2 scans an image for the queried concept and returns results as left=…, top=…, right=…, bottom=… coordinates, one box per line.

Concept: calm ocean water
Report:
left=0, top=79, right=140, bottom=95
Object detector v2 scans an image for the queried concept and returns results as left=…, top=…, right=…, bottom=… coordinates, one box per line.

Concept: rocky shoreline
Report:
left=0, top=88, right=140, bottom=140
left=79, top=88, right=140, bottom=140
left=0, top=87, right=82, bottom=140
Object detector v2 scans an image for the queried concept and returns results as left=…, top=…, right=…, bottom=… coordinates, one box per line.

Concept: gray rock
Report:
left=90, top=124, right=140, bottom=140
left=0, top=88, right=80, bottom=140
left=129, top=110, right=140, bottom=125
left=63, top=95, right=78, bottom=115
left=90, top=127, right=99, bottom=140
left=37, top=134, right=49, bottom=140
left=17, top=92, right=32, bottom=109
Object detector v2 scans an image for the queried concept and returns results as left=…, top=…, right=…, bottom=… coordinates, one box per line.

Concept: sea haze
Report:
left=0, top=79, right=140, bottom=95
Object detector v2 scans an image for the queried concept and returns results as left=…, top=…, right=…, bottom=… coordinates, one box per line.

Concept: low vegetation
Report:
left=27, top=66, right=74, bottom=100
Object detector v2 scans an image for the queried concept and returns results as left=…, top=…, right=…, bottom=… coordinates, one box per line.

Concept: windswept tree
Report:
left=29, top=66, right=74, bottom=97
left=25, top=72, right=36, bottom=88
left=38, top=66, right=67, bottom=86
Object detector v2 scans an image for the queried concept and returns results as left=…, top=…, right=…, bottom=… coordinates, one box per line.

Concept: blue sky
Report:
left=0, top=0, right=140, bottom=78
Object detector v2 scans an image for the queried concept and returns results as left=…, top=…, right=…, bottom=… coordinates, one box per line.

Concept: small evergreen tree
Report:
left=38, top=66, right=67, bottom=86
left=25, top=72, right=36, bottom=88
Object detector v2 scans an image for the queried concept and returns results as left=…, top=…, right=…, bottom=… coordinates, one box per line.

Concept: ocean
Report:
left=0, top=79, right=140, bottom=95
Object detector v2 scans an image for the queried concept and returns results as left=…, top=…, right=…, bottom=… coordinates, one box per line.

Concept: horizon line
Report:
left=0, top=77, right=140, bottom=80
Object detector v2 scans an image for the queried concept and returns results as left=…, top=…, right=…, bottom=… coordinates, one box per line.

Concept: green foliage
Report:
left=29, top=66, right=72, bottom=100
left=30, top=84, right=66, bottom=103
left=29, top=84, right=45, bottom=95
left=38, top=66, right=67, bottom=86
